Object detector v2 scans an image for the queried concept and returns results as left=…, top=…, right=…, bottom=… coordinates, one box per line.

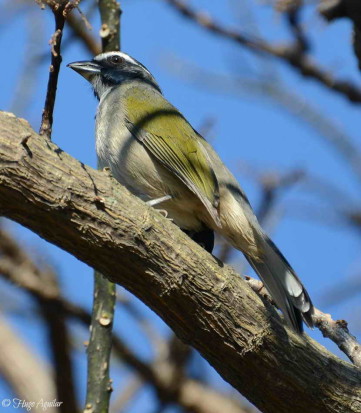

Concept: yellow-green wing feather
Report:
left=123, top=86, right=220, bottom=226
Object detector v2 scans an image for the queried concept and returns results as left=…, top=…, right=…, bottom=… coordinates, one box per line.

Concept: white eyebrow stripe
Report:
left=94, top=52, right=137, bottom=66
left=94, top=51, right=154, bottom=78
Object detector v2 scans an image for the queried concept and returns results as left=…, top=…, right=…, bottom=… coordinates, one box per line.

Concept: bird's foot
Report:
left=157, top=209, right=173, bottom=221
left=146, top=195, right=172, bottom=207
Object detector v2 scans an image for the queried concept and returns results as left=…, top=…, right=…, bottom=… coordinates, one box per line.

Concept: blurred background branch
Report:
left=165, top=0, right=361, bottom=103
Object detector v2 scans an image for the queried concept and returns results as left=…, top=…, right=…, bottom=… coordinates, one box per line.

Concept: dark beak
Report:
left=67, top=60, right=101, bottom=79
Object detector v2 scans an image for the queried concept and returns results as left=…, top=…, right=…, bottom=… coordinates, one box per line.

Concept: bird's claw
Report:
left=158, top=209, right=173, bottom=221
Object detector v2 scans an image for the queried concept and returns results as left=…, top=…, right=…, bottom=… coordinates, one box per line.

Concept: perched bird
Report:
left=68, top=51, right=314, bottom=333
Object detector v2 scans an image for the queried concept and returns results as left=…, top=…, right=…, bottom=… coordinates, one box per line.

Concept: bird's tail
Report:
left=246, top=236, right=314, bottom=333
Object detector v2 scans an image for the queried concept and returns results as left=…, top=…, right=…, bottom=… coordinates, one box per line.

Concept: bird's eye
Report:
left=108, top=55, right=124, bottom=66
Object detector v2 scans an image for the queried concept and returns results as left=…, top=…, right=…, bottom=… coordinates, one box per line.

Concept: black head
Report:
left=68, top=51, right=160, bottom=99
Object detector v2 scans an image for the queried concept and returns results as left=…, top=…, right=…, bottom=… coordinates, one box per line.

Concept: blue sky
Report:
left=0, top=0, right=360, bottom=411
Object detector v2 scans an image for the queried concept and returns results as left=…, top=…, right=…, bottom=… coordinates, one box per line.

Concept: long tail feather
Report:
left=246, top=237, right=314, bottom=333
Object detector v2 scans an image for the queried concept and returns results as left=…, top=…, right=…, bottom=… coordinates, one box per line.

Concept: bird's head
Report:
left=67, top=51, right=160, bottom=99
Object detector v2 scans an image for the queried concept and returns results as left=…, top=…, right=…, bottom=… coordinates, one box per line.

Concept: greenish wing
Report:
left=123, top=86, right=221, bottom=227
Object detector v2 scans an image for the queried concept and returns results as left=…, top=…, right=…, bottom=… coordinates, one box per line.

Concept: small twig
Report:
left=313, top=309, right=361, bottom=367
left=39, top=0, right=78, bottom=140
left=285, top=2, right=310, bottom=53
left=245, top=277, right=361, bottom=367
left=165, top=0, right=361, bottom=103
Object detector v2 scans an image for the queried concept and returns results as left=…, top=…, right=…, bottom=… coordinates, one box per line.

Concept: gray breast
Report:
left=95, top=87, right=172, bottom=200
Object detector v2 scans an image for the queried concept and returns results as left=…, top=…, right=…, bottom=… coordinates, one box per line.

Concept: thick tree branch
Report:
left=0, top=111, right=360, bottom=413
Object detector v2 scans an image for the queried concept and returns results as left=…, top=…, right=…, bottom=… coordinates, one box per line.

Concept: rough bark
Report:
left=0, top=111, right=360, bottom=413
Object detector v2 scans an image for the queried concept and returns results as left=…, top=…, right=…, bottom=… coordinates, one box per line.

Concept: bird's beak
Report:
left=67, top=60, right=101, bottom=80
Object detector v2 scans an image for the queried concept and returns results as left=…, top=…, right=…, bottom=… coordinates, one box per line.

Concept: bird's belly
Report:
left=96, top=127, right=204, bottom=231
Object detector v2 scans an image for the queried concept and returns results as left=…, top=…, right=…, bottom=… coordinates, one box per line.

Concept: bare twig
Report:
left=165, top=0, right=361, bottom=103
left=245, top=277, right=361, bottom=366
left=285, top=1, right=309, bottom=53
left=38, top=0, right=78, bottom=139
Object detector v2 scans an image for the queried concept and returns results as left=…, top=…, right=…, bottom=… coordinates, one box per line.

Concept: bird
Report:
left=68, top=51, right=314, bottom=333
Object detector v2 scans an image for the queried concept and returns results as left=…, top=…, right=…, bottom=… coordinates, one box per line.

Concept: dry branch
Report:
left=38, top=0, right=78, bottom=139
left=245, top=277, right=361, bottom=367
left=0, top=111, right=360, bottom=413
